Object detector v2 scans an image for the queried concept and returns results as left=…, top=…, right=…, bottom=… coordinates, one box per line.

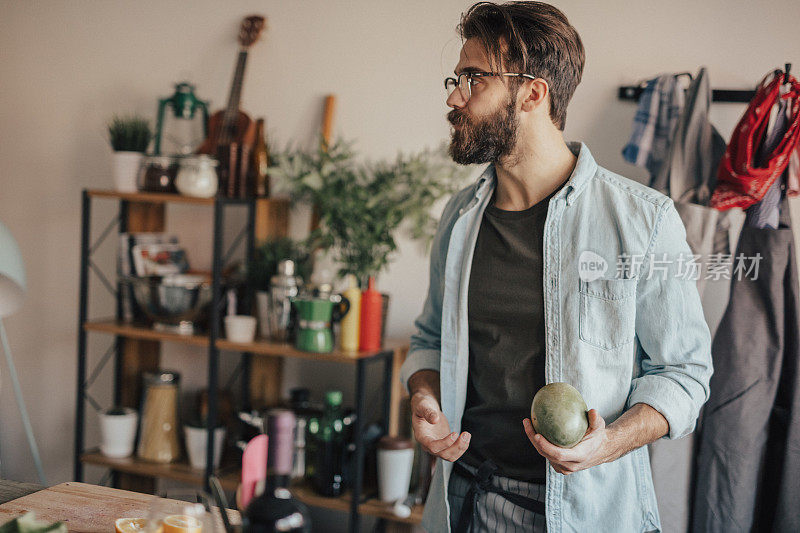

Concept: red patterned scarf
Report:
left=711, top=71, right=800, bottom=210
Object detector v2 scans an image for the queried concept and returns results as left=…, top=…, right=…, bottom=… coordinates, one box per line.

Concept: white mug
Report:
left=377, top=437, right=415, bottom=503
left=225, top=315, right=257, bottom=343
left=184, top=426, right=226, bottom=470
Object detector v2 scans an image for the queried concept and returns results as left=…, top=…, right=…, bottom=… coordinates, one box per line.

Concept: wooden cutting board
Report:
left=0, top=482, right=239, bottom=532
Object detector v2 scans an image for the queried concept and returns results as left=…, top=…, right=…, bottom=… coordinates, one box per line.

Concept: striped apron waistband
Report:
left=452, top=459, right=546, bottom=533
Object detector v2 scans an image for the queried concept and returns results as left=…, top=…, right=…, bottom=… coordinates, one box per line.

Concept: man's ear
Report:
left=519, top=78, right=549, bottom=113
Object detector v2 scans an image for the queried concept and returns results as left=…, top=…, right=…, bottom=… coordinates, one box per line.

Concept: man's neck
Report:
left=492, top=132, right=578, bottom=211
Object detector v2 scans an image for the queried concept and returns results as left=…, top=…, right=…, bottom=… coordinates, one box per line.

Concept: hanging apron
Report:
left=645, top=67, right=744, bottom=533
left=651, top=66, right=745, bottom=297
left=692, top=197, right=800, bottom=532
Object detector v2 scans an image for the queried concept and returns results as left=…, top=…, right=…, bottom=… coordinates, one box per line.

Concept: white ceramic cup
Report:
left=225, top=315, right=257, bottom=343
left=98, top=407, right=138, bottom=458
left=377, top=437, right=415, bottom=503
left=112, top=151, right=144, bottom=192
left=184, top=425, right=226, bottom=470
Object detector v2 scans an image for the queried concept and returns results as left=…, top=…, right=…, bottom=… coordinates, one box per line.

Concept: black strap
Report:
left=452, top=459, right=546, bottom=533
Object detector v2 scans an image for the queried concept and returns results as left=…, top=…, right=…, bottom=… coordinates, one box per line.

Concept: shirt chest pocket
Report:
left=578, top=277, right=637, bottom=351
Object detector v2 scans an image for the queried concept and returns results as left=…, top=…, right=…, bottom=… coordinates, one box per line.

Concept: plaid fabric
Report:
left=622, top=74, right=686, bottom=183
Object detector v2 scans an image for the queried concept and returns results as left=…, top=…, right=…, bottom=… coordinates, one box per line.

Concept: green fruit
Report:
left=531, top=382, right=589, bottom=448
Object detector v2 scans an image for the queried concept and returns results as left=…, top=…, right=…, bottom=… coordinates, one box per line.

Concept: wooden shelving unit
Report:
left=75, top=189, right=416, bottom=531
left=80, top=450, right=240, bottom=492
left=79, top=451, right=423, bottom=524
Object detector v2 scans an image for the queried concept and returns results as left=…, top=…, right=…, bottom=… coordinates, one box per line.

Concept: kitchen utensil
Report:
left=125, top=274, right=212, bottom=335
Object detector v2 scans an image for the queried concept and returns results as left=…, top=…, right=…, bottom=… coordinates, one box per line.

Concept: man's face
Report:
left=447, top=38, right=520, bottom=165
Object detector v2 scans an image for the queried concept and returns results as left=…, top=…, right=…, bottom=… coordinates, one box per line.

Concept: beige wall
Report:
left=1, top=0, right=798, bottom=530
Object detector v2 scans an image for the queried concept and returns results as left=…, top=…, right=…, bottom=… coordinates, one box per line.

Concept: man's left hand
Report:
left=522, top=409, right=614, bottom=475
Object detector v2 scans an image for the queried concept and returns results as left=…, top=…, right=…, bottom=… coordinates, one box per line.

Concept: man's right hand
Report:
left=408, top=370, right=471, bottom=462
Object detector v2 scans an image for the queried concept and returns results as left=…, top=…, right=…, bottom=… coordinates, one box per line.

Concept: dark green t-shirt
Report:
left=460, top=185, right=558, bottom=483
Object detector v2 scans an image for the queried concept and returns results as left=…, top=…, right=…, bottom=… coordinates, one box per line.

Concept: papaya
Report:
left=531, top=382, right=589, bottom=448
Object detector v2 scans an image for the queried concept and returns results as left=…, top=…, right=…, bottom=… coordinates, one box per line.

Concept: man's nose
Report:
left=446, top=88, right=466, bottom=109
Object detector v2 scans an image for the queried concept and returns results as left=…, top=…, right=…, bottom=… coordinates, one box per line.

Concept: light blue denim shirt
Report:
left=400, top=141, right=713, bottom=533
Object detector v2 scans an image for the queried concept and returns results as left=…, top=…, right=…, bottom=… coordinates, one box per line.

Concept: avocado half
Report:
left=531, top=382, right=589, bottom=448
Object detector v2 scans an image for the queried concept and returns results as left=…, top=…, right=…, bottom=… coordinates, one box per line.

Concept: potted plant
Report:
left=107, top=114, right=152, bottom=192
left=98, top=406, right=138, bottom=458
left=248, top=236, right=314, bottom=338
left=271, top=139, right=470, bottom=341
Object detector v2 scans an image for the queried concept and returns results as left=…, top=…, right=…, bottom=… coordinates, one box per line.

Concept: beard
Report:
left=447, top=93, right=519, bottom=165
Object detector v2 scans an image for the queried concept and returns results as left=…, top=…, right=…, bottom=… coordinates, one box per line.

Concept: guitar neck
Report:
left=220, top=49, right=249, bottom=144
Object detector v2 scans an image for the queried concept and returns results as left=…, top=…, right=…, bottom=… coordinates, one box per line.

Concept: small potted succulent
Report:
left=107, top=114, right=152, bottom=192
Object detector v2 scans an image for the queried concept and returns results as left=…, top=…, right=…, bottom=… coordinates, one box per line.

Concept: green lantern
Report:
left=153, top=82, right=210, bottom=155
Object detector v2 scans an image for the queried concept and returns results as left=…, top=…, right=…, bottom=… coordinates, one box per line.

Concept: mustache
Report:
left=447, top=108, right=469, bottom=127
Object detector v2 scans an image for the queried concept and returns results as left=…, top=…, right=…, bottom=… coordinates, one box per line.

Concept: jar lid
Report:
left=179, top=154, right=219, bottom=167
left=143, top=371, right=180, bottom=385
left=378, top=436, right=414, bottom=450
left=143, top=155, right=180, bottom=165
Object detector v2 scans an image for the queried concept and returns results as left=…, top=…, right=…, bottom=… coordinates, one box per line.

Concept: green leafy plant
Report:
left=248, top=236, right=314, bottom=291
left=107, top=114, right=152, bottom=152
left=270, top=138, right=471, bottom=285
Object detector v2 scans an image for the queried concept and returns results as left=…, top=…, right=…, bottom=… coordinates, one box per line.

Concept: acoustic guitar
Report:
left=197, top=15, right=266, bottom=195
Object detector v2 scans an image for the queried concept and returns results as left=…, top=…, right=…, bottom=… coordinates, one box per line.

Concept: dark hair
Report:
left=458, top=1, right=585, bottom=130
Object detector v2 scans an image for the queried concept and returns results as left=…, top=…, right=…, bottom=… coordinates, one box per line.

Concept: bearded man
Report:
left=399, top=2, right=714, bottom=532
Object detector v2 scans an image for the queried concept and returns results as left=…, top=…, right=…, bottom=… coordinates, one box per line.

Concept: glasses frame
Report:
left=444, top=71, right=538, bottom=102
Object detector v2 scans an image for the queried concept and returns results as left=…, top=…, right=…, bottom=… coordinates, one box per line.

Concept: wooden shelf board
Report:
left=79, top=450, right=240, bottom=492
left=84, top=320, right=209, bottom=347
left=85, top=320, right=407, bottom=363
left=217, top=337, right=405, bottom=363
left=86, top=189, right=290, bottom=207
left=289, top=481, right=424, bottom=525
left=79, top=452, right=422, bottom=524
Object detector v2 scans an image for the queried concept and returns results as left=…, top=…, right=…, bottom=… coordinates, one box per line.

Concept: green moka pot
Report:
left=291, top=296, right=347, bottom=353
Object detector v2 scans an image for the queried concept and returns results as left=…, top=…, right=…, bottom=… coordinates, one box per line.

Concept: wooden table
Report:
left=0, top=480, right=41, bottom=506
left=0, top=482, right=239, bottom=532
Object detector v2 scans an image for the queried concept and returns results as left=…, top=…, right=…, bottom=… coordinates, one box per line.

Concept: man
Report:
left=399, top=2, right=713, bottom=532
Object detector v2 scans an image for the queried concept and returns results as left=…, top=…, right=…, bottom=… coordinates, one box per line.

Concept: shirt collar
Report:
left=472, top=141, right=598, bottom=206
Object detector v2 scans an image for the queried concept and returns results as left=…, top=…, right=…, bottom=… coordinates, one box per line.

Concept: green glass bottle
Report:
left=309, top=390, right=346, bottom=497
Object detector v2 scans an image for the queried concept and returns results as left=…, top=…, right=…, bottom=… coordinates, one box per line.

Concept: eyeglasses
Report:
left=444, top=71, right=537, bottom=102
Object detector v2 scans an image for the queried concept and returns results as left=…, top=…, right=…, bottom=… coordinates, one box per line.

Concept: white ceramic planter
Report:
left=184, top=425, right=226, bottom=470
left=98, top=408, right=138, bottom=458
left=112, top=151, right=144, bottom=192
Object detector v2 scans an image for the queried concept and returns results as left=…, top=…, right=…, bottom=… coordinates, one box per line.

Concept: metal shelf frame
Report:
left=73, top=189, right=398, bottom=533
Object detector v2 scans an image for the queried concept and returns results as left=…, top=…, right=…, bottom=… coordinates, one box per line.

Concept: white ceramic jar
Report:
left=175, top=155, right=219, bottom=198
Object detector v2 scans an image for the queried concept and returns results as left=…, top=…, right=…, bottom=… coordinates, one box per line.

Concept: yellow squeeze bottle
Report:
left=340, top=274, right=361, bottom=352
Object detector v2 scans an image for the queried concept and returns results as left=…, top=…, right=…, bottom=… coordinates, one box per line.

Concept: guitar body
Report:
left=195, top=15, right=265, bottom=196
left=196, top=110, right=256, bottom=155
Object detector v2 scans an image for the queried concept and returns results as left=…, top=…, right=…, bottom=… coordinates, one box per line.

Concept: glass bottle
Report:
left=308, top=390, right=346, bottom=497
left=137, top=371, right=181, bottom=463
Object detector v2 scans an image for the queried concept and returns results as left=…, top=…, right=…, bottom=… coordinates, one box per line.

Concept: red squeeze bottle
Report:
left=359, top=276, right=383, bottom=351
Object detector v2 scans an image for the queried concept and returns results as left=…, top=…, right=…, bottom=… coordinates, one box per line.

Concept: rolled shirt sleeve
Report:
left=626, top=198, right=714, bottom=440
